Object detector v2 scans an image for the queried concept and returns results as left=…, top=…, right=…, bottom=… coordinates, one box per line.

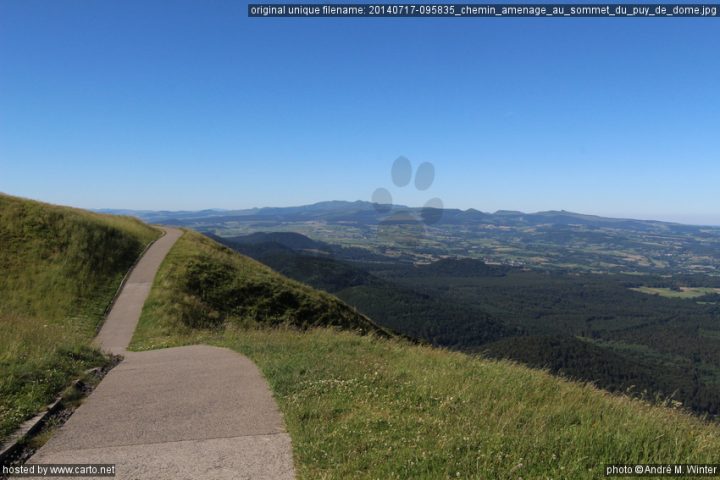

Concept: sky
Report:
left=1, top=1, right=718, bottom=224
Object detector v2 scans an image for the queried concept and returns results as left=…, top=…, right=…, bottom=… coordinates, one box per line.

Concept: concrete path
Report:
left=29, top=228, right=295, bottom=479
left=94, top=228, right=183, bottom=355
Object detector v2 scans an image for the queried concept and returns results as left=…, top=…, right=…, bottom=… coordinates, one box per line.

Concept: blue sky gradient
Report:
left=1, top=1, right=718, bottom=223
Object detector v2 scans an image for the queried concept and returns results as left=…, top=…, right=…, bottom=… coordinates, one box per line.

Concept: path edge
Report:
left=0, top=225, right=169, bottom=466
left=94, top=226, right=167, bottom=336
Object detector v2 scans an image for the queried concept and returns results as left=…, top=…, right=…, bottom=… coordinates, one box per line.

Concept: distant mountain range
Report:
left=98, top=200, right=711, bottom=233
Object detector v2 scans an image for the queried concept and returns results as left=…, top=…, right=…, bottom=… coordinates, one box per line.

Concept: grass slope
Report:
left=131, top=230, right=390, bottom=350
left=0, top=193, right=160, bottom=440
left=131, top=230, right=720, bottom=478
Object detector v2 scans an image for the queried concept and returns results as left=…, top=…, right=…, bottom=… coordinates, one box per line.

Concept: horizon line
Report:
left=92, top=198, right=720, bottom=228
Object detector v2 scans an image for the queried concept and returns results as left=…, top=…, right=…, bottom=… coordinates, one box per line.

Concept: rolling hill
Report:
left=101, top=200, right=720, bottom=274
left=131, top=229, right=391, bottom=350
left=101, top=200, right=715, bottom=231
left=0, top=193, right=160, bottom=440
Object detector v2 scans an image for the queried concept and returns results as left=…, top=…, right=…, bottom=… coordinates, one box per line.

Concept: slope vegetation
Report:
left=217, top=235, right=513, bottom=347
left=132, top=230, right=390, bottom=350
left=131, top=230, right=720, bottom=478
left=0, top=193, right=160, bottom=440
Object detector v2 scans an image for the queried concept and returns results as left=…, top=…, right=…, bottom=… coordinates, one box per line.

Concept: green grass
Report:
left=131, top=230, right=390, bottom=349
left=131, top=230, right=720, bottom=479
left=631, top=286, right=720, bottom=299
left=0, top=193, right=160, bottom=441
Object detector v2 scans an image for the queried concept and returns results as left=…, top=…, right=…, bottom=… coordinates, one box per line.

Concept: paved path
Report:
left=29, top=228, right=295, bottom=479
left=94, top=228, right=183, bottom=355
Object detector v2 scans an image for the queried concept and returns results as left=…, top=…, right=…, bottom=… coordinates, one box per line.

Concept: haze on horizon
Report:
left=1, top=2, right=718, bottom=225
left=90, top=198, right=719, bottom=228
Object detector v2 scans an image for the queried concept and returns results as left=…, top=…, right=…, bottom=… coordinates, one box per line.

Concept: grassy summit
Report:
left=131, top=229, right=720, bottom=479
left=0, top=193, right=160, bottom=440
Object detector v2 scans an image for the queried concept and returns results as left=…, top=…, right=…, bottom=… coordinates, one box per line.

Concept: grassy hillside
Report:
left=131, top=230, right=390, bottom=349
left=0, top=193, right=160, bottom=440
left=131, top=230, right=720, bottom=478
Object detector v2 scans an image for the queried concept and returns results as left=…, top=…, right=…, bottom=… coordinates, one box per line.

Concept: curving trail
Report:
left=29, top=228, right=295, bottom=479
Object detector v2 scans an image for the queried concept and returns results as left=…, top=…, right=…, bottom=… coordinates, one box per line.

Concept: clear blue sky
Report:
left=1, top=1, right=718, bottom=224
